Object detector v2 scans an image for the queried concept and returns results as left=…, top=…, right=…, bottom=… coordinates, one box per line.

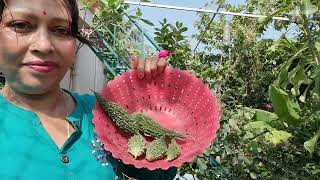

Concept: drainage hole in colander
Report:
left=159, top=106, right=162, bottom=111
left=148, top=95, right=151, bottom=99
left=168, top=83, right=171, bottom=88
left=125, top=104, right=129, bottom=109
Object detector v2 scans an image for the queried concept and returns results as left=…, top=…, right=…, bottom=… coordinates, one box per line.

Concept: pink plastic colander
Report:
left=92, top=67, right=220, bottom=170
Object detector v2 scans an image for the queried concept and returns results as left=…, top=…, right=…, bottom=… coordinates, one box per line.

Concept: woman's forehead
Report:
left=3, top=0, right=71, bottom=21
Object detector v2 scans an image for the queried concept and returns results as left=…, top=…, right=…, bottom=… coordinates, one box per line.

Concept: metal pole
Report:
left=193, top=5, right=221, bottom=52
left=123, top=1, right=290, bottom=21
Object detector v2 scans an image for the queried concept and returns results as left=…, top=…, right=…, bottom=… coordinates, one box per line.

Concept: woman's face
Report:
left=0, top=0, right=76, bottom=94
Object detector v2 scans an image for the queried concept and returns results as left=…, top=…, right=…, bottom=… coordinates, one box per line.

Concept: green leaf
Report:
left=140, top=18, right=155, bottom=26
left=265, top=130, right=292, bottom=146
left=311, top=75, right=320, bottom=100
left=100, top=0, right=108, bottom=5
left=154, top=32, right=162, bottom=37
left=304, top=128, right=320, bottom=155
left=299, top=84, right=311, bottom=103
left=244, top=121, right=275, bottom=134
left=275, top=47, right=308, bottom=88
left=300, top=0, right=318, bottom=19
left=136, top=8, right=142, bottom=17
left=309, top=169, right=320, bottom=175
left=268, top=43, right=278, bottom=52
left=289, top=63, right=309, bottom=96
left=180, top=27, right=188, bottom=33
left=228, top=119, right=241, bottom=134
left=316, top=42, right=320, bottom=53
left=269, top=84, right=301, bottom=124
left=196, top=158, right=208, bottom=173
left=244, top=131, right=254, bottom=140
left=250, top=172, right=258, bottom=179
left=310, top=66, right=320, bottom=79
left=254, top=109, right=279, bottom=123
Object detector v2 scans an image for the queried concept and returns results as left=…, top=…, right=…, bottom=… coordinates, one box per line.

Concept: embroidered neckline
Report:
left=91, top=134, right=111, bottom=167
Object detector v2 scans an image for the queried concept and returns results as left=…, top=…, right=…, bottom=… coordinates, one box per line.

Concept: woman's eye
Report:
left=54, top=27, right=70, bottom=36
left=10, top=22, right=32, bottom=32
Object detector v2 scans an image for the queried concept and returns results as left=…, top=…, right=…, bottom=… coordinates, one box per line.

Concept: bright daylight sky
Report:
left=127, top=0, right=285, bottom=50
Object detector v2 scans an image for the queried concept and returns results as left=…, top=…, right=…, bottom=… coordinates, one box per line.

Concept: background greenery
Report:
left=79, top=0, right=320, bottom=178
left=147, top=0, right=320, bottom=179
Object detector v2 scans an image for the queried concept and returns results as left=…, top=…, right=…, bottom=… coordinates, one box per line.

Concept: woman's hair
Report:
left=0, top=0, right=90, bottom=44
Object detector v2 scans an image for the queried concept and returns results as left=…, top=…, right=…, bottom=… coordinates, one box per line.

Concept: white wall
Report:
left=60, top=1, right=107, bottom=94
left=60, top=45, right=107, bottom=94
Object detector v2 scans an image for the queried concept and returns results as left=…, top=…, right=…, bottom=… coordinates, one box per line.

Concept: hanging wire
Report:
left=193, top=5, right=221, bottom=52
left=124, top=1, right=289, bottom=21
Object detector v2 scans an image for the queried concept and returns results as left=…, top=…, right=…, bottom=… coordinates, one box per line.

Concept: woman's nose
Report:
left=30, top=27, right=54, bottom=54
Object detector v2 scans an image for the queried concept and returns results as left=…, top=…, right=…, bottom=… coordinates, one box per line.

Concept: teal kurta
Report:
left=0, top=90, right=176, bottom=180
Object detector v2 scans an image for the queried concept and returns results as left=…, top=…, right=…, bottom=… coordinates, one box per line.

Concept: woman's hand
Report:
left=131, top=50, right=170, bottom=80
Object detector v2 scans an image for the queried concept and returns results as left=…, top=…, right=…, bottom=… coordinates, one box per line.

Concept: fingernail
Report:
left=158, top=50, right=171, bottom=59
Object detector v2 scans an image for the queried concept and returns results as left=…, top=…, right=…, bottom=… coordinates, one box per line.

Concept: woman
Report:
left=0, top=0, right=175, bottom=179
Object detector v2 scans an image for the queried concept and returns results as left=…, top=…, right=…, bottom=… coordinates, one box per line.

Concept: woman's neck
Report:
left=1, top=84, right=68, bottom=117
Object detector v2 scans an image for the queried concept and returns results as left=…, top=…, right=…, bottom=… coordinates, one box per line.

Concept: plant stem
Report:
left=302, top=16, right=320, bottom=65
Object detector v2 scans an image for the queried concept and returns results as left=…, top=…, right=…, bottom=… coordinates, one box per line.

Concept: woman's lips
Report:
left=24, top=61, right=58, bottom=73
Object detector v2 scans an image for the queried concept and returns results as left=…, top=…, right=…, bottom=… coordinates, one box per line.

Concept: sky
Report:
left=127, top=0, right=285, bottom=50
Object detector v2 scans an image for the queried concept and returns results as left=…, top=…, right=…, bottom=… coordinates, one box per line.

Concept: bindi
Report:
left=43, top=11, right=47, bottom=16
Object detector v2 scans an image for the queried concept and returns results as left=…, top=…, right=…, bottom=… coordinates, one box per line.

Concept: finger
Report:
left=137, top=57, right=146, bottom=79
left=144, top=59, right=152, bottom=81
left=131, top=56, right=139, bottom=69
left=151, top=57, right=158, bottom=78
left=157, top=57, right=167, bottom=74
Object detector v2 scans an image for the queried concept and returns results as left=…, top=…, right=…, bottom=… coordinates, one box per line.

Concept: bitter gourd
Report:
left=132, top=112, right=186, bottom=139
left=93, top=91, right=183, bottom=162
left=146, top=136, right=168, bottom=161
left=128, top=134, right=146, bottom=159
left=166, top=138, right=181, bottom=161
left=93, top=91, right=139, bottom=134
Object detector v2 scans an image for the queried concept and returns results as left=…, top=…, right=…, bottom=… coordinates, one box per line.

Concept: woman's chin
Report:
left=14, top=80, right=60, bottom=95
